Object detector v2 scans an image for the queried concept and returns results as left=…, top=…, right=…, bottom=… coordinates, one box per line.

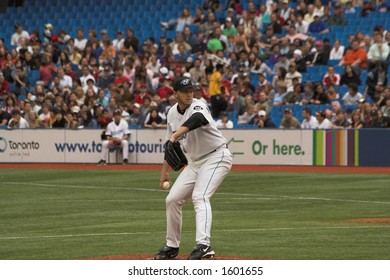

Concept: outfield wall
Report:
left=0, top=129, right=389, bottom=166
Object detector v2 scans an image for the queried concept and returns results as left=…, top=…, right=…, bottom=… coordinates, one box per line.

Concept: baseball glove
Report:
left=164, top=140, right=188, bottom=171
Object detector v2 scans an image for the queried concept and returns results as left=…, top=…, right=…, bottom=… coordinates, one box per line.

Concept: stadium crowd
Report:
left=1, top=0, right=390, bottom=130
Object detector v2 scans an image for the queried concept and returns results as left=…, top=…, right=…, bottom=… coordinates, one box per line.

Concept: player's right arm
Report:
left=160, top=118, right=173, bottom=189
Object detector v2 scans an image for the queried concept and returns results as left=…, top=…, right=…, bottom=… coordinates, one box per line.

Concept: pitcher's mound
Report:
left=349, top=218, right=390, bottom=224
left=84, top=254, right=259, bottom=260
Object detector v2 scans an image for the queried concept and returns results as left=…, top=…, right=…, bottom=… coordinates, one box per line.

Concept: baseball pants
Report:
left=101, top=140, right=129, bottom=161
left=165, top=146, right=233, bottom=248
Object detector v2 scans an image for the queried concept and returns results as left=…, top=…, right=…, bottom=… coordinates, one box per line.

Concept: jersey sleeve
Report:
left=188, top=100, right=213, bottom=123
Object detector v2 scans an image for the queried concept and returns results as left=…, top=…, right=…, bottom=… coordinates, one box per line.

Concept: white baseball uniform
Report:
left=101, top=119, right=130, bottom=160
left=165, top=98, right=233, bottom=248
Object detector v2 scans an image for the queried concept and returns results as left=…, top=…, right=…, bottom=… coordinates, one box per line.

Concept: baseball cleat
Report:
left=97, top=159, right=107, bottom=166
left=154, top=246, right=179, bottom=260
left=122, top=158, right=128, bottom=165
left=187, top=244, right=215, bottom=260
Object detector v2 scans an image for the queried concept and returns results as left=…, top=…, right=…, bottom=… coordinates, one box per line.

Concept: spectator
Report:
left=340, top=65, right=361, bottom=86
left=79, top=65, right=95, bottom=87
left=291, top=49, right=307, bottom=73
left=329, top=39, right=345, bottom=60
left=380, top=96, right=390, bottom=117
left=308, top=14, right=329, bottom=34
left=342, top=83, right=363, bottom=105
left=284, top=83, right=303, bottom=105
left=332, top=110, right=351, bottom=128
left=367, top=32, right=390, bottom=69
left=65, top=111, right=80, bottom=128
left=160, top=7, right=193, bottom=33
left=144, top=108, right=166, bottom=129
left=216, top=112, right=234, bottom=129
left=366, top=109, right=382, bottom=128
left=326, top=3, right=346, bottom=27
left=227, top=85, right=245, bottom=116
left=315, top=110, right=332, bottom=129
left=74, top=28, right=88, bottom=51
left=285, top=63, right=302, bottom=91
left=273, top=83, right=288, bottom=106
left=298, top=81, right=314, bottom=105
left=377, top=0, right=390, bottom=12
left=339, top=39, right=368, bottom=74
left=238, top=103, right=256, bottom=125
left=311, top=83, right=330, bottom=104
left=51, top=110, right=67, bottom=128
left=295, top=13, right=309, bottom=35
left=361, top=0, right=375, bottom=17
left=129, top=103, right=144, bottom=126
left=209, top=64, right=228, bottom=119
left=345, top=1, right=356, bottom=14
left=366, top=61, right=388, bottom=102
left=113, top=30, right=125, bottom=52
left=326, top=85, right=340, bottom=100
left=280, top=108, right=301, bottom=129
left=273, top=53, right=290, bottom=74
left=301, top=107, right=318, bottom=129
left=8, top=109, right=29, bottom=129
left=79, top=109, right=98, bottom=128
left=11, top=24, right=29, bottom=48
left=256, top=110, right=276, bottom=128
left=323, top=65, right=341, bottom=87
left=348, top=110, right=365, bottom=128
left=250, top=56, right=273, bottom=77
left=0, top=106, right=12, bottom=126
left=56, top=67, right=73, bottom=90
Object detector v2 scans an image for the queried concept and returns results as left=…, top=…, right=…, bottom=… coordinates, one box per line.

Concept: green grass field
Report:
left=0, top=168, right=389, bottom=260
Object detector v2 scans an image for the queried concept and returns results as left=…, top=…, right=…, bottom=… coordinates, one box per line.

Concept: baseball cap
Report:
left=30, top=95, right=37, bottom=102
left=101, top=29, right=108, bottom=34
left=133, top=103, right=141, bottom=109
left=284, top=108, right=292, bottom=114
left=150, top=101, right=158, bottom=108
left=313, top=13, right=321, bottom=18
left=293, top=49, right=302, bottom=57
left=316, top=110, right=326, bottom=117
left=173, top=77, right=194, bottom=92
left=183, top=72, right=191, bottom=78
left=225, top=17, right=232, bottom=22
left=113, top=109, right=122, bottom=116
left=258, top=110, right=267, bottom=117
left=160, top=67, right=169, bottom=75
left=370, top=109, right=378, bottom=116
left=44, top=23, right=53, bottom=30
left=71, top=106, right=80, bottom=113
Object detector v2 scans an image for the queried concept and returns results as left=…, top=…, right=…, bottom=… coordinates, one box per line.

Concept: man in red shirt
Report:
left=157, top=76, right=173, bottom=101
left=339, top=39, right=368, bottom=73
left=113, top=66, right=129, bottom=86
left=322, top=65, right=341, bottom=86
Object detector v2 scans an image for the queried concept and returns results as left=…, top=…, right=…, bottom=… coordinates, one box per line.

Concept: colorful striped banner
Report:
left=313, top=130, right=359, bottom=166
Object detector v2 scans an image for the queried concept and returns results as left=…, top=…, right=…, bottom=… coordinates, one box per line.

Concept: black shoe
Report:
left=97, top=159, right=106, bottom=166
left=154, top=246, right=179, bottom=260
left=122, top=158, right=128, bottom=165
left=187, top=244, right=215, bottom=260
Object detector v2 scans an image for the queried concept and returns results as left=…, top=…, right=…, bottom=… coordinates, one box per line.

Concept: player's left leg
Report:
left=121, top=140, right=129, bottom=163
left=192, top=148, right=233, bottom=247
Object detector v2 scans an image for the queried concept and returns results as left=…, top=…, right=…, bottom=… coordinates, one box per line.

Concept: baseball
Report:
left=162, top=181, right=171, bottom=190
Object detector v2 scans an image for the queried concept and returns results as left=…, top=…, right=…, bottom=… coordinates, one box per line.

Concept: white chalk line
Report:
left=0, top=225, right=388, bottom=241
left=3, top=182, right=390, bottom=205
